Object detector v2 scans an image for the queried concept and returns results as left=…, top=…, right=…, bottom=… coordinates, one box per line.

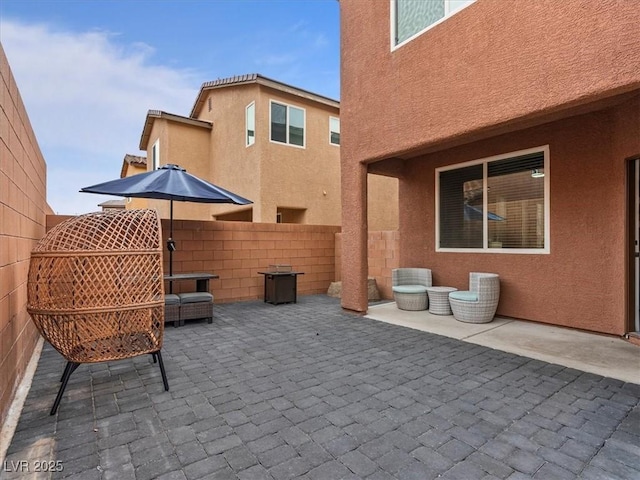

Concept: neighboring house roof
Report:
left=120, top=153, right=147, bottom=178
left=98, top=199, right=126, bottom=209
left=190, top=73, right=340, bottom=118
left=139, top=110, right=213, bottom=150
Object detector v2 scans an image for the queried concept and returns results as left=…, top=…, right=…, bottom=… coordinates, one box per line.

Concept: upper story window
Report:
left=270, top=101, right=305, bottom=147
left=392, top=0, right=474, bottom=48
left=246, top=102, right=255, bottom=147
left=436, top=146, right=549, bottom=253
left=151, top=140, right=160, bottom=170
left=329, top=117, right=340, bottom=146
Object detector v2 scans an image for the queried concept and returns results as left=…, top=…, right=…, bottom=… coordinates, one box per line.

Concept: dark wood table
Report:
left=164, top=273, right=219, bottom=293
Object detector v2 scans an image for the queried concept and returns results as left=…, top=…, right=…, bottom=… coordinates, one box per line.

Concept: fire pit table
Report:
left=258, top=265, right=304, bottom=305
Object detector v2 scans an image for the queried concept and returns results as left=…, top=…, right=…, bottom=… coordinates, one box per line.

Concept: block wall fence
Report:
left=47, top=215, right=400, bottom=304
left=0, top=45, right=50, bottom=428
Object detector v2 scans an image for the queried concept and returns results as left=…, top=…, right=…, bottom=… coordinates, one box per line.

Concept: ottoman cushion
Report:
left=449, top=291, right=478, bottom=302
left=392, top=285, right=428, bottom=294
left=178, top=292, right=214, bottom=304
left=164, top=294, right=180, bottom=305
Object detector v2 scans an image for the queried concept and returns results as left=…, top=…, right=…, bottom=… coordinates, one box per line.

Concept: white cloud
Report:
left=314, top=35, right=328, bottom=49
left=0, top=19, right=200, bottom=214
left=255, top=53, right=297, bottom=67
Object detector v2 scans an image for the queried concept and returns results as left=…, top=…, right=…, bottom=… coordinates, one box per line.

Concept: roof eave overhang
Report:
left=189, top=74, right=339, bottom=118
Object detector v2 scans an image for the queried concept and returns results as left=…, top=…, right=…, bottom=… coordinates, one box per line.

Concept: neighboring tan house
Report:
left=121, top=153, right=147, bottom=178
left=339, top=0, right=640, bottom=338
left=98, top=199, right=125, bottom=211
left=136, top=74, right=398, bottom=230
left=119, top=153, right=148, bottom=211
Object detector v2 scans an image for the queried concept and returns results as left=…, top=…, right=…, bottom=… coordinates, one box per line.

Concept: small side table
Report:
left=426, top=286, right=458, bottom=315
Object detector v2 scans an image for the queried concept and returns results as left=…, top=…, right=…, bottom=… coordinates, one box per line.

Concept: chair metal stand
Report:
left=50, top=352, right=169, bottom=416
left=152, top=351, right=170, bottom=391
left=51, top=361, right=80, bottom=415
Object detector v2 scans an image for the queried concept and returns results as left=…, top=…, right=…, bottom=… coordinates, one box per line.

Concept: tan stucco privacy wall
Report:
left=0, top=44, right=49, bottom=426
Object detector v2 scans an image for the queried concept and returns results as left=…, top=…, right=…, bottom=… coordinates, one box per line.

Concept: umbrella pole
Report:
left=169, top=200, right=174, bottom=293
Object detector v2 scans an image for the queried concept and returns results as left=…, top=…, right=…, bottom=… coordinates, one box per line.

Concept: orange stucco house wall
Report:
left=136, top=75, right=399, bottom=230
left=339, top=0, right=640, bottom=335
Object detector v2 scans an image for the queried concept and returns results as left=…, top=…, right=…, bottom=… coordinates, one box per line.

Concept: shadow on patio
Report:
left=2, top=295, right=639, bottom=479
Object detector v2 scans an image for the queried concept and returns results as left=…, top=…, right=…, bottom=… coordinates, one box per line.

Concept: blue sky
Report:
left=0, top=0, right=340, bottom=214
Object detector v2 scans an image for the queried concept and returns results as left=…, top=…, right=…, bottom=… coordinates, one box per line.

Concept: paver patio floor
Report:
left=3, top=295, right=640, bottom=479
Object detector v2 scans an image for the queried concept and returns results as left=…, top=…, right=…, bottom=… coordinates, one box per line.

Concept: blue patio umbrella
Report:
left=464, top=204, right=504, bottom=221
left=81, top=164, right=252, bottom=283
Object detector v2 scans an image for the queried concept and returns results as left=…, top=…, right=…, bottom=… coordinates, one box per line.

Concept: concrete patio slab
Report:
left=366, top=302, right=640, bottom=385
left=2, top=295, right=639, bottom=480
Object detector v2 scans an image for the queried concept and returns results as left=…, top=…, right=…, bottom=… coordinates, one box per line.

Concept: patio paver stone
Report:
left=2, top=295, right=639, bottom=479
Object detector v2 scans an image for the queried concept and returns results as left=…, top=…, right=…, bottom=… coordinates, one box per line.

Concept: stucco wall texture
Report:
left=0, top=44, right=49, bottom=426
left=339, top=0, right=640, bottom=334
left=400, top=105, right=638, bottom=335
left=340, top=0, right=639, bottom=163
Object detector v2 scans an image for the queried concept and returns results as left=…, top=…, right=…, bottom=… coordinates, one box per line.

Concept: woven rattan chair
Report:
left=27, top=209, right=169, bottom=415
left=391, top=268, right=432, bottom=310
left=449, top=272, right=500, bottom=324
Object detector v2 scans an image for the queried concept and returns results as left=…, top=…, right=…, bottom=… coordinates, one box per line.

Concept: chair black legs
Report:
left=51, top=361, right=79, bottom=415
left=50, top=352, right=169, bottom=416
left=155, top=351, right=169, bottom=391
left=59, top=361, right=80, bottom=382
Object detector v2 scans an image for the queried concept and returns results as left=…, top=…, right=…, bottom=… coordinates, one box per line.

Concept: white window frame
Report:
left=391, top=0, right=475, bottom=50
left=435, top=145, right=550, bottom=254
left=269, top=100, right=306, bottom=149
left=151, top=140, right=160, bottom=170
left=246, top=102, right=255, bottom=147
left=329, top=116, right=340, bottom=146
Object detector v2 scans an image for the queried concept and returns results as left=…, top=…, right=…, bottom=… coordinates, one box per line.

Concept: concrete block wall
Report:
left=47, top=216, right=341, bottom=303
left=167, top=220, right=341, bottom=302
left=46, top=214, right=402, bottom=304
left=0, top=44, right=49, bottom=426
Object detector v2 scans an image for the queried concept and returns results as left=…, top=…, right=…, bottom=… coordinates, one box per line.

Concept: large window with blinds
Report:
left=270, top=101, right=305, bottom=147
left=392, top=0, right=475, bottom=47
left=437, top=146, right=549, bottom=253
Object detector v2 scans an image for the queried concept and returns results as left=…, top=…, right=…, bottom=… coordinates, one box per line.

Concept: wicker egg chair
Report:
left=27, top=209, right=169, bottom=415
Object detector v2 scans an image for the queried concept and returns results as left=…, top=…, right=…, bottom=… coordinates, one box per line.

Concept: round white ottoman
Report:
left=392, top=285, right=428, bottom=311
